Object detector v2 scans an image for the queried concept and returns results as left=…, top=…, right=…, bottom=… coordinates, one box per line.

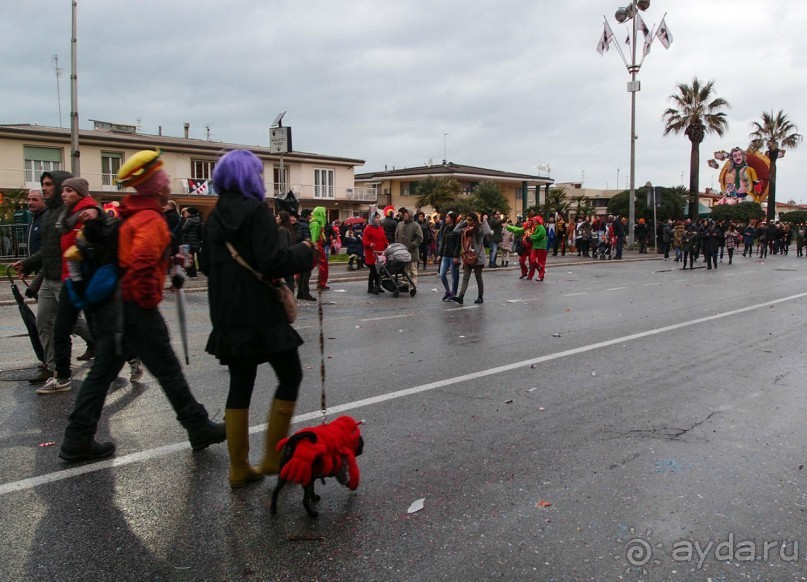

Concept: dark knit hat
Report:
left=300, top=208, right=312, bottom=217
left=61, top=177, right=90, bottom=198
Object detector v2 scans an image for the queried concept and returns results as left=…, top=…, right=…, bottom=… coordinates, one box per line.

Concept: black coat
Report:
left=164, top=209, right=183, bottom=253
left=703, top=226, right=721, bottom=253
left=381, top=216, right=398, bottom=245
left=21, top=170, right=72, bottom=280
left=182, top=215, right=203, bottom=250
left=199, top=193, right=313, bottom=364
left=438, top=222, right=462, bottom=258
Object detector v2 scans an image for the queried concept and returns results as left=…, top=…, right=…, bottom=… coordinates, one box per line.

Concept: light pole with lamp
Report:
left=600, top=0, right=661, bottom=249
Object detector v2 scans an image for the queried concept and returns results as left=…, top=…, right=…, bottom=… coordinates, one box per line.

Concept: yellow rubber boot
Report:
left=225, top=409, right=264, bottom=489
left=258, top=398, right=296, bottom=476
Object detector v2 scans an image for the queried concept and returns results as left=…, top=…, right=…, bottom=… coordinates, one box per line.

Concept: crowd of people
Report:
left=656, top=217, right=803, bottom=267
left=12, top=155, right=228, bottom=463
left=10, top=150, right=802, bottom=485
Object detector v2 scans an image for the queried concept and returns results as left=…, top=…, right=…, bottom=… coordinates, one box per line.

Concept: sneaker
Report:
left=28, top=367, right=53, bottom=385
left=129, top=360, right=144, bottom=383
left=451, top=296, right=464, bottom=305
left=37, top=376, right=72, bottom=394
left=441, top=291, right=451, bottom=301
left=59, top=439, right=116, bottom=463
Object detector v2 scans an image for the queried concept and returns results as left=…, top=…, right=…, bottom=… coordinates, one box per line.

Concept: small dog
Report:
left=271, top=416, right=364, bottom=518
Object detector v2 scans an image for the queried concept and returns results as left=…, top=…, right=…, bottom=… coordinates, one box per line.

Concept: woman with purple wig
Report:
left=200, top=149, right=315, bottom=488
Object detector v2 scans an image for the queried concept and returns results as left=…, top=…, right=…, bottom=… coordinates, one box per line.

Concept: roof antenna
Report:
left=53, top=54, right=63, bottom=127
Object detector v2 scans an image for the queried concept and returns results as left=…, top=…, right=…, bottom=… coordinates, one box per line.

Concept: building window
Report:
left=402, top=181, right=419, bottom=196
left=101, top=152, right=123, bottom=186
left=24, top=146, right=63, bottom=183
left=314, top=168, right=334, bottom=198
left=273, top=166, right=288, bottom=196
left=191, top=159, right=216, bottom=181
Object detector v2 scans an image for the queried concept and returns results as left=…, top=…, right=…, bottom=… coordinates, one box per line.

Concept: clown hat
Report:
left=116, top=149, right=164, bottom=189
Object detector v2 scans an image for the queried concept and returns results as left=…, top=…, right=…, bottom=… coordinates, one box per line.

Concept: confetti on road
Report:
left=407, top=498, right=425, bottom=514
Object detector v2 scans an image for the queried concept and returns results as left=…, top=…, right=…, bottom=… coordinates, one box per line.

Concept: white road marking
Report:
left=563, top=292, right=588, bottom=297
left=360, top=314, right=412, bottom=322
left=606, top=287, right=626, bottom=291
left=642, top=283, right=660, bottom=287
left=3, top=290, right=807, bottom=496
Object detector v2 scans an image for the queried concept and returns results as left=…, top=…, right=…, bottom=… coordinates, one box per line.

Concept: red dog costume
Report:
left=271, top=416, right=364, bottom=517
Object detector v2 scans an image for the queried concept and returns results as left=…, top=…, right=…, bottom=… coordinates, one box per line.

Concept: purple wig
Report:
left=212, top=149, right=266, bottom=201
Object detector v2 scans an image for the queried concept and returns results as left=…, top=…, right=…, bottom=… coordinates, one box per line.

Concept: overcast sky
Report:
left=3, top=1, right=806, bottom=201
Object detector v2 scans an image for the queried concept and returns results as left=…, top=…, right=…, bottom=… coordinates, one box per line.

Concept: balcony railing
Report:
left=0, top=168, right=377, bottom=204
left=271, top=183, right=377, bottom=203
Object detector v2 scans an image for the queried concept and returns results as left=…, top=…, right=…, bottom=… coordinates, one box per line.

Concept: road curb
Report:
left=1, top=255, right=662, bottom=307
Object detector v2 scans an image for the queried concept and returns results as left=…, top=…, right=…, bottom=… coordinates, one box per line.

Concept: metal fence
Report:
left=0, top=223, right=28, bottom=261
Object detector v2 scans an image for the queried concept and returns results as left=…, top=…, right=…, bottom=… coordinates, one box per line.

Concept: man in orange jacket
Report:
left=59, top=151, right=225, bottom=462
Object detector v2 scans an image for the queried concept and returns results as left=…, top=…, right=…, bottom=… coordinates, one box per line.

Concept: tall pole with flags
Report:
left=598, top=1, right=672, bottom=249
left=628, top=2, right=638, bottom=248
left=70, top=0, right=80, bottom=175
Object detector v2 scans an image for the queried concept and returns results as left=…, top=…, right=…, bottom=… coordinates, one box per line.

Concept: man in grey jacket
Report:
left=394, top=207, right=423, bottom=291
left=488, top=211, right=503, bottom=267
left=11, top=171, right=95, bottom=386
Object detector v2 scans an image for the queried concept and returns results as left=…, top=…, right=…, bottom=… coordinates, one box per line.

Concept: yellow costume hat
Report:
left=116, top=149, right=166, bottom=191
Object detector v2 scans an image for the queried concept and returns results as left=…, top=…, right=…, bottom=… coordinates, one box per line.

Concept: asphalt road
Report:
left=1, top=253, right=807, bottom=581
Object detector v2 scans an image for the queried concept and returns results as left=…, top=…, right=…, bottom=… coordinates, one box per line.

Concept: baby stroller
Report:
left=376, top=243, right=416, bottom=297
left=593, top=232, right=611, bottom=260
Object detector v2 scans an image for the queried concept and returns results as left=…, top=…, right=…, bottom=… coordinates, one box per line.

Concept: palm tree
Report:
left=415, top=176, right=460, bottom=212
left=470, top=181, right=511, bottom=216
left=749, top=110, right=803, bottom=221
left=662, top=78, right=730, bottom=220
left=543, top=187, right=570, bottom=220
left=569, top=194, right=587, bottom=218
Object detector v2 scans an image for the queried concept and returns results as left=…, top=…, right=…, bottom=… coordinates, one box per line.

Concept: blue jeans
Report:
left=439, top=256, right=459, bottom=296
left=488, top=242, right=499, bottom=266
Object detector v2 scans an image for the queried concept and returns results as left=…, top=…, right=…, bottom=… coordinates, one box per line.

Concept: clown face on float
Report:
left=712, top=147, right=770, bottom=203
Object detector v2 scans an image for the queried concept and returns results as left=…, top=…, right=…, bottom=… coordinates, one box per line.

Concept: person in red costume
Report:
left=58, top=150, right=226, bottom=462
left=362, top=205, right=388, bottom=294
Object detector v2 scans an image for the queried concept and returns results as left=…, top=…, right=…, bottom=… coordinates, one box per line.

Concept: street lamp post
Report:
left=70, top=0, right=79, bottom=175
left=602, top=0, right=657, bottom=249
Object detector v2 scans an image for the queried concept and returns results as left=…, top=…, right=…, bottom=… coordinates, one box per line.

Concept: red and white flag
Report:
left=187, top=179, right=210, bottom=196
left=655, top=16, right=673, bottom=49
left=596, top=20, right=615, bottom=55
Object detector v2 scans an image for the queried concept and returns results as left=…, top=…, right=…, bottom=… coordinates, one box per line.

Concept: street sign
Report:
left=270, top=126, right=292, bottom=154
left=627, top=80, right=641, bottom=92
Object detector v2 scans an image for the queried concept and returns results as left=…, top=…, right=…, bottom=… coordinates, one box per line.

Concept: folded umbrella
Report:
left=7, top=269, right=45, bottom=364
left=171, top=266, right=190, bottom=365
left=176, top=288, right=189, bottom=365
